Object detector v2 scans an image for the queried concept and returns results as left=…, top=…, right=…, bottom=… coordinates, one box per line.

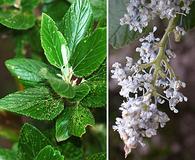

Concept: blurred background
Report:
left=0, top=26, right=21, bottom=148
left=109, top=18, right=195, bottom=160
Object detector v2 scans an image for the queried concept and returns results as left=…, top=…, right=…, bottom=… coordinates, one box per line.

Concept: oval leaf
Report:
left=55, top=105, right=95, bottom=142
left=48, top=77, right=75, bottom=98
left=5, top=58, right=50, bottom=86
left=61, top=0, right=93, bottom=53
left=0, top=0, right=39, bottom=29
left=81, top=81, right=106, bottom=108
left=21, top=0, right=40, bottom=11
left=70, top=28, right=106, bottom=77
left=90, top=0, right=106, bottom=21
left=42, top=0, right=70, bottom=22
left=71, top=83, right=90, bottom=102
left=0, top=87, right=64, bottom=120
left=0, top=11, right=35, bottom=30
left=81, top=62, right=106, bottom=108
left=17, top=123, right=51, bottom=160
left=61, top=141, right=84, bottom=160
left=41, top=13, right=68, bottom=68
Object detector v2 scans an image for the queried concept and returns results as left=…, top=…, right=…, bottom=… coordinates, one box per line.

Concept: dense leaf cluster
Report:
left=0, top=0, right=106, bottom=159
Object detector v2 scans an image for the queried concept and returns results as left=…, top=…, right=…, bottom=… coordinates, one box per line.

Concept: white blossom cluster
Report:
left=120, top=0, right=193, bottom=33
left=113, top=97, right=170, bottom=157
left=111, top=27, right=187, bottom=157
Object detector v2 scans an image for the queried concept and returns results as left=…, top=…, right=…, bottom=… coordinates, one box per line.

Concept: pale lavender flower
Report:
left=111, top=27, right=187, bottom=157
left=121, top=0, right=193, bottom=33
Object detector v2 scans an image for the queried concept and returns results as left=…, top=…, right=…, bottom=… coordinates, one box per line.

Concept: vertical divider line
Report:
left=106, top=0, right=109, bottom=159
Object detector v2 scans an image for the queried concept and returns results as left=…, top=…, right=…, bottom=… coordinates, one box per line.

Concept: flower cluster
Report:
left=120, top=0, right=193, bottom=33
left=113, top=97, right=170, bottom=157
left=111, top=27, right=187, bottom=156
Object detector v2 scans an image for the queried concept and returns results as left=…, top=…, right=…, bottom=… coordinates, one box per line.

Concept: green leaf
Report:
left=182, top=1, right=195, bottom=30
left=70, top=28, right=106, bottom=77
left=109, top=0, right=150, bottom=48
left=0, top=148, right=16, bottom=160
left=41, top=13, right=69, bottom=68
left=17, top=123, right=51, bottom=160
left=90, top=0, right=106, bottom=21
left=86, top=61, right=106, bottom=81
left=61, top=0, right=93, bottom=53
left=81, top=63, right=106, bottom=108
left=0, top=0, right=39, bottom=30
left=0, top=0, right=14, bottom=6
left=82, top=124, right=106, bottom=156
left=43, top=0, right=54, bottom=3
left=66, top=0, right=106, bottom=22
left=86, top=153, right=106, bottom=160
left=60, top=141, right=84, bottom=160
left=0, top=10, right=36, bottom=30
left=0, top=87, right=64, bottom=120
left=56, top=105, right=95, bottom=142
left=48, top=77, right=75, bottom=98
left=71, top=83, right=90, bottom=102
left=81, top=81, right=106, bottom=108
left=34, top=145, right=64, bottom=160
left=42, top=0, right=70, bottom=22
left=5, top=58, right=50, bottom=86
left=21, top=0, right=40, bottom=11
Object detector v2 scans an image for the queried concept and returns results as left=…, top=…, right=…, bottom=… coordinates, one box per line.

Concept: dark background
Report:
left=0, top=26, right=22, bottom=148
